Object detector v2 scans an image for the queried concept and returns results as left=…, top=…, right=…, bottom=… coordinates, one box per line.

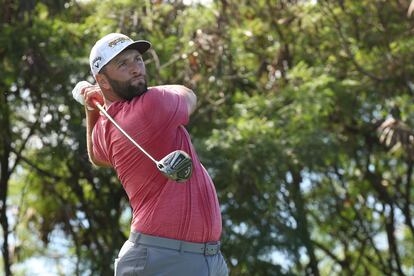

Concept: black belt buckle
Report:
left=204, top=242, right=219, bottom=256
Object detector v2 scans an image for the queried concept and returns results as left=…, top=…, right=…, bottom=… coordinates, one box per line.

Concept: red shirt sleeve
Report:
left=142, top=87, right=189, bottom=129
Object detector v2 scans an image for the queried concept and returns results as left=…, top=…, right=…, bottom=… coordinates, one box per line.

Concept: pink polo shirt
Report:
left=92, top=86, right=222, bottom=243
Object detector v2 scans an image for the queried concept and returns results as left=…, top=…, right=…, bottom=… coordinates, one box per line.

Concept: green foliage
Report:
left=1, top=0, right=414, bottom=275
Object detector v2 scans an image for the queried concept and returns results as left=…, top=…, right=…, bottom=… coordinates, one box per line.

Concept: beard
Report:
left=104, top=73, right=148, bottom=101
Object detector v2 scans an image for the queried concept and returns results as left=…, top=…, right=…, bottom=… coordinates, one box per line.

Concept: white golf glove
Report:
left=72, top=80, right=100, bottom=111
left=72, top=81, right=92, bottom=105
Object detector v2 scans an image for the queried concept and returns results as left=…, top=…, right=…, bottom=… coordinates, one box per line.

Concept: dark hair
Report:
left=99, top=65, right=108, bottom=75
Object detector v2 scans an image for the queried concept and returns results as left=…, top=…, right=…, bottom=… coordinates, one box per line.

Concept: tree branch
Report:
left=320, top=2, right=387, bottom=82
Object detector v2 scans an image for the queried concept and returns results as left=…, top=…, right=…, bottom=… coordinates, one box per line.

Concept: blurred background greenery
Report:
left=1, top=0, right=414, bottom=275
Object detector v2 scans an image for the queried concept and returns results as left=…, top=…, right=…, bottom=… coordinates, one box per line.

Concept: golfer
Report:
left=78, top=33, right=228, bottom=276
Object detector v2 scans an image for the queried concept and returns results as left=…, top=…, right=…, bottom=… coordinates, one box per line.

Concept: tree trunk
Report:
left=291, top=168, right=320, bottom=276
left=0, top=87, right=12, bottom=275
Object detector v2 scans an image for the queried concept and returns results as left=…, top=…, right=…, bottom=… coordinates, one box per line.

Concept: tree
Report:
left=1, top=0, right=413, bottom=275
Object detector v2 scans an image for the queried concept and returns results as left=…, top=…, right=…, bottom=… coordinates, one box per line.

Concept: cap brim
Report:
left=95, top=40, right=152, bottom=75
left=125, top=40, right=152, bottom=55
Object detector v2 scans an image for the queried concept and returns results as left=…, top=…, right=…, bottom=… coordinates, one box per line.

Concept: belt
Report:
left=129, top=232, right=220, bottom=256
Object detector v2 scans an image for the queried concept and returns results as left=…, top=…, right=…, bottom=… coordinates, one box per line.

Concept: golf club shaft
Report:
left=93, top=101, right=159, bottom=164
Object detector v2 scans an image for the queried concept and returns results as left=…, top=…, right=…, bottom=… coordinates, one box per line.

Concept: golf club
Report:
left=72, top=81, right=193, bottom=182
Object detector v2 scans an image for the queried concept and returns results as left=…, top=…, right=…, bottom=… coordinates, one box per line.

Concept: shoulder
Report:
left=141, top=86, right=178, bottom=105
left=128, top=86, right=189, bottom=113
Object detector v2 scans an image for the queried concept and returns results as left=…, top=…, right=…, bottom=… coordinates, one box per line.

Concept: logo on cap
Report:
left=108, top=37, right=130, bottom=48
left=93, top=56, right=102, bottom=69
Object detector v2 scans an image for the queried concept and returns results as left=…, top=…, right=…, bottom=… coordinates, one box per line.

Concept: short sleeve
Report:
left=141, top=87, right=189, bottom=129
left=92, top=120, right=110, bottom=164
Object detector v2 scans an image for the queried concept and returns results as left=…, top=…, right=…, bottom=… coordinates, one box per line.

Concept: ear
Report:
left=96, top=73, right=111, bottom=90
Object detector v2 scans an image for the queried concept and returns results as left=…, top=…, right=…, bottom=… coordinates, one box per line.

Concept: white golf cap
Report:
left=89, top=33, right=151, bottom=77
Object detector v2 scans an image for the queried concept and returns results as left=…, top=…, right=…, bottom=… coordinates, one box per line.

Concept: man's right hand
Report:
left=82, top=84, right=104, bottom=111
left=72, top=81, right=104, bottom=111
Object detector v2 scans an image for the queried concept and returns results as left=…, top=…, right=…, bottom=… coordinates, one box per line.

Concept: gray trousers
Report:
left=114, top=234, right=229, bottom=276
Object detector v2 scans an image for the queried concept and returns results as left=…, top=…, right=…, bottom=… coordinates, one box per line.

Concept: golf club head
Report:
left=157, top=150, right=193, bottom=182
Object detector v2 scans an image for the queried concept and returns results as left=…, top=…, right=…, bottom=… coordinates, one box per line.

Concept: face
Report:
left=100, top=49, right=147, bottom=101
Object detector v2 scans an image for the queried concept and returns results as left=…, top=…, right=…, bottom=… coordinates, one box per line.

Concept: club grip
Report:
left=92, top=99, right=100, bottom=107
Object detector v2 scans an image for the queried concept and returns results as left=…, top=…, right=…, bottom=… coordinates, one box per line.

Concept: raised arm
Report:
left=82, top=86, right=112, bottom=167
left=158, top=85, right=197, bottom=116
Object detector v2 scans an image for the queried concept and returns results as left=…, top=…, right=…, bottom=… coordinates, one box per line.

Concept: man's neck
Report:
left=103, top=96, right=113, bottom=107
left=102, top=88, right=122, bottom=108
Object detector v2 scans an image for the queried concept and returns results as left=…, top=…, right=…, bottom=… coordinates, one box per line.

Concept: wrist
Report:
left=85, top=102, right=98, bottom=111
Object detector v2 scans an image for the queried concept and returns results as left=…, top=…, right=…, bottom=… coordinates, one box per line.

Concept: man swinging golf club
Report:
left=72, top=33, right=228, bottom=275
